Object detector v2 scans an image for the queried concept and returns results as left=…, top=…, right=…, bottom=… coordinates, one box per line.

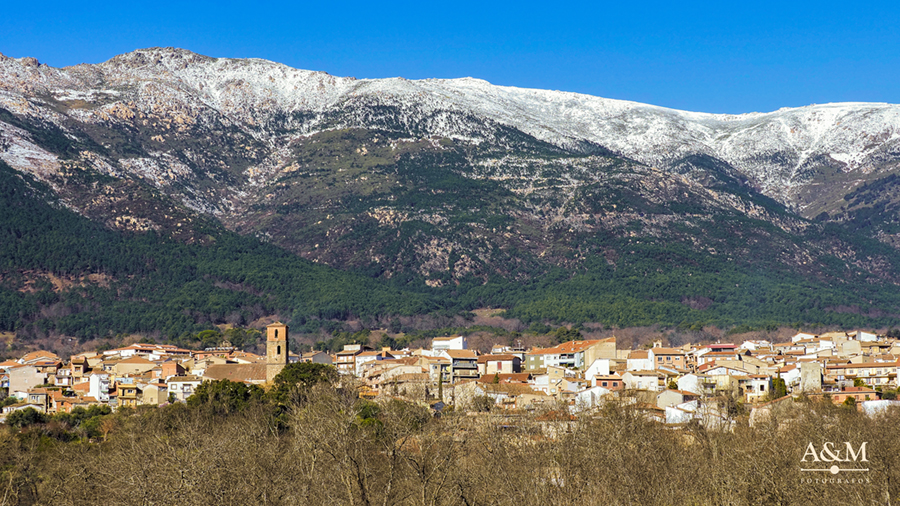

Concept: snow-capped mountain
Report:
left=2, top=47, right=900, bottom=286
left=3, top=47, right=899, bottom=214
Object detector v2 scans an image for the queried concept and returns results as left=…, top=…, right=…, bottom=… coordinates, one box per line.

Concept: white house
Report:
left=584, top=358, right=611, bottom=382
left=856, top=331, right=878, bottom=342
left=657, top=389, right=700, bottom=409
left=736, top=375, right=771, bottom=403
left=88, top=373, right=111, bottom=403
left=574, top=386, right=611, bottom=411
left=477, top=354, right=521, bottom=375
left=431, top=336, right=467, bottom=351
left=626, top=350, right=653, bottom=371
left=530, top=374, right=561, bottom=396
left=740, top=340, right=771, bottom=352
left=777, top=364, right=801, bottom=390
left=167, top=376, right=203, bottom=402
left=622, top=371, right=662, bottom=392
left=1, top=402, right=47, bottom=418
left=791, top=333, right=818, bottom=343
left=102, top=344, right=193, bottom=361
left=355, top=350, right=395, bottom=377
left=665, top=400, right=699, bottom=425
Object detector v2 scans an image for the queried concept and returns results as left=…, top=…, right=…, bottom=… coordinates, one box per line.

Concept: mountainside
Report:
left=4, top=47, right=900, bottom=334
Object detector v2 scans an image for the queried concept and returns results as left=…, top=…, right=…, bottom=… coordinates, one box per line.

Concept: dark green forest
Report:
left=0, top=161, right=436, bottom=341
left=4, top=155, right=900, bottom=347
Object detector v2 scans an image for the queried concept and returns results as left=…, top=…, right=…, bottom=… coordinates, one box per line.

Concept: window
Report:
left=602, top=382, right=608, bottom=387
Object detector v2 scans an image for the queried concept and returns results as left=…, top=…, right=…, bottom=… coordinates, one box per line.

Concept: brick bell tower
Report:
left=266, top=322, right=288, bottom=383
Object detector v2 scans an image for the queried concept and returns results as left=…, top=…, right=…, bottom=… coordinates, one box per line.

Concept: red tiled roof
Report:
left=652, top=348, right=685, bottom=355
left=20, top=351, right=61, bottom=362
left=444, top=350, right=477, bottom=359
left=103, top=344, right=193, bottom=357
left=477, top=354, right=517, bottom=363
left=530, top=340, right=605, bottom=355
left=476, top=373, right=531, bottom=384
left=826, top=362, right=896, bottom=370
left=659, top=389, right=700, bottom=397
left=203, top=364, right=266, bottom=383
left=842, top=386, right=877, bottom=393
left=118, top=356, right=157, bottom=365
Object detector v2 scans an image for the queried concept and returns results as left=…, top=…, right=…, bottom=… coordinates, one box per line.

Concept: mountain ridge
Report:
left=4, top=47, right=900, bottom=216
left=4, top=47, right=900, bottom=335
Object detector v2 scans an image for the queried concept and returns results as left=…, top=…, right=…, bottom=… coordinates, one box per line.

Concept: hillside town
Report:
left=3, top=323, right=900, bottom=426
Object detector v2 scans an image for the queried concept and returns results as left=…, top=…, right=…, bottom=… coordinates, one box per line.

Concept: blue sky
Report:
left=2, top=1, right=897, bottom=113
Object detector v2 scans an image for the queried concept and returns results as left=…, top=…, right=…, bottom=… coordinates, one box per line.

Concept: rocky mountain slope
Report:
left=2, top=47, right=900, bottom=310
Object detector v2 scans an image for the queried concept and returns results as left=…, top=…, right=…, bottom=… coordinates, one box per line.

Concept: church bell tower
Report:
left=266, top=322, right=288, bottom=383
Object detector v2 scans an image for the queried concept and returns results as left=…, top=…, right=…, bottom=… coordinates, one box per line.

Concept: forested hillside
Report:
left=5, top=154, right=900, bottom=347
left=0, top=160, right=435, bottom=341
left=5, top=49, right=900, bottom=342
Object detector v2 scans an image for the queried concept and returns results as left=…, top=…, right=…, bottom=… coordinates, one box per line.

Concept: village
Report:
left=2, top=322, right=899, bottom=427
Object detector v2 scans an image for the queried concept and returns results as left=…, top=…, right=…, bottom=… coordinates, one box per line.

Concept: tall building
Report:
left=266, top=322, right=288, bottom=383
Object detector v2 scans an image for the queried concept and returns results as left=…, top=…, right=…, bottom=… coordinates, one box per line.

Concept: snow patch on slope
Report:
left=4, top=47, right=900, bottom=209
left=0, top=121, right=61, bottom=178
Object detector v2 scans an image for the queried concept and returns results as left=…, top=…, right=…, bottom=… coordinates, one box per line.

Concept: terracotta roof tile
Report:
left=530, top=340, right=605, bottom=355
left=203, top=364, right=266, bottom=383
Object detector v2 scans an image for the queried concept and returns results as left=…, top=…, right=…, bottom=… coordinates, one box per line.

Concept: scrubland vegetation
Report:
left=2, top=365, right=898, bottom=506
